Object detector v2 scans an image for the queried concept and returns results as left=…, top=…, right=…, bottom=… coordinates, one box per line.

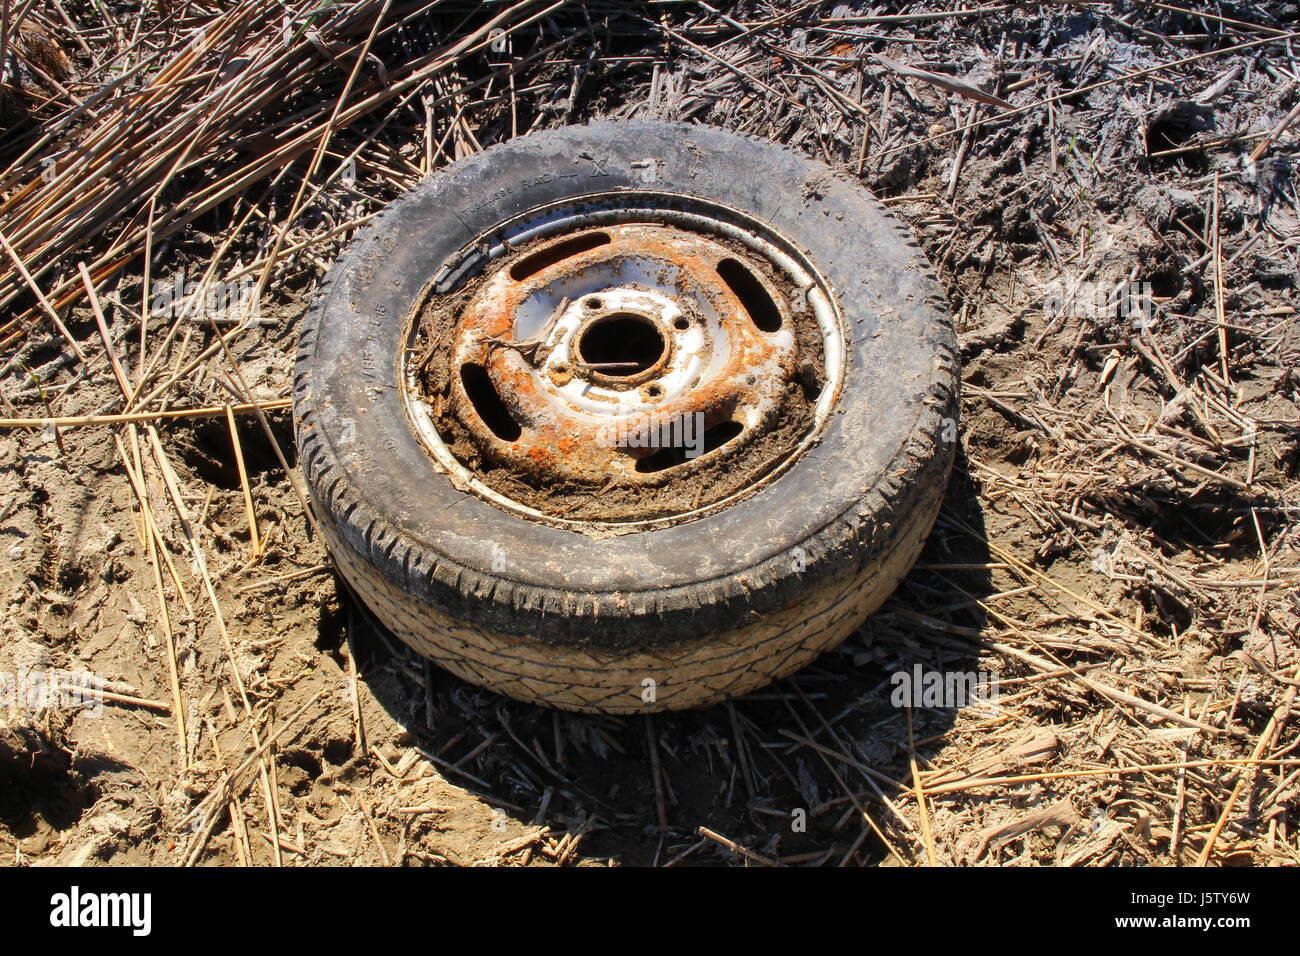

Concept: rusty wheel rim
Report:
left=404, top=193, right=846, bottom=529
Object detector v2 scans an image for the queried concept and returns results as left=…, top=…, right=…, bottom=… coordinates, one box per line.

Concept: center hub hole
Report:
left=576, top=313, right=665, bottom=377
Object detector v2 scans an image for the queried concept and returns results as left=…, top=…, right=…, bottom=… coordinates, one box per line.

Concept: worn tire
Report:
left=293, top=120, right=958, bottom=714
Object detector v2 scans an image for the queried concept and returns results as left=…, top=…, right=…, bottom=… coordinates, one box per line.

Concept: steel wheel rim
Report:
left=403, top=191, right=847, bottom=530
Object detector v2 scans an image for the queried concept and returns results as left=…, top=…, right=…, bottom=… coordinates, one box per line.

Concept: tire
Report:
left=293, top=120, right=958, bottom=714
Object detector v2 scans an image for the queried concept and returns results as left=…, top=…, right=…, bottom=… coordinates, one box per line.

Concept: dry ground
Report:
left=1, top=1, right=1298, bottom=866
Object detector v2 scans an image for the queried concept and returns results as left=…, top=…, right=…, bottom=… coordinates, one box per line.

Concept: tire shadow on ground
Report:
left=344, top=451, right=994, bottom=866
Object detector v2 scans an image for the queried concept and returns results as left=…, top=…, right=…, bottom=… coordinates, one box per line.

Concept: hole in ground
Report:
left=0, top=739, right=99, bottom=837
left=314, top=589, right=348, bottom=666
left=180, top=413, right=295, bottom=490
left=1146, top=102, right=1213, bottom=173
left=280, top=748, right=322, bottom=794
left=323, top=738, right=354, bottom=766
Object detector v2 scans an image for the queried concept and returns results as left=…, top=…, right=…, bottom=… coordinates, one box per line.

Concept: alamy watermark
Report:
left=595, top=411, right=706, bottom=459
left=490, top=542, right=508, bottom=573
left=890, top=664, right=999, bottom=709
left=1044, top=279, right=1154, bottom=329
left=150, top=271, right=268, bottom=326
left=50, top=886, right=151, bottom=936
left=0, top=666, right=105, bottom=717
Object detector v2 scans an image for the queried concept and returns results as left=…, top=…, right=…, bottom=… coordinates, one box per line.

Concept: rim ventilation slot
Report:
left=633, top=421, right=744, bottom=473
left=718, top=258, right=781, bottom=332
left=460, top=363, right=521, bottom=441
left=509, top=232, right=611, bottom=280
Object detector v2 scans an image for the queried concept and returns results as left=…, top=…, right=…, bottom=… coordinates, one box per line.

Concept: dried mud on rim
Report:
left=1, top=1, right=1298, bottom=866
left=408, top=215, right=830, bottom=526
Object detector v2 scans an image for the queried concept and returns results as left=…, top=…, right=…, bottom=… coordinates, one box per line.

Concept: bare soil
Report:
left=1, top=1, right=1297, bottom=866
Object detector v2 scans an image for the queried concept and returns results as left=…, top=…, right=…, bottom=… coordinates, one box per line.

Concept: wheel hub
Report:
left=405, top=195, right=844, bottom=528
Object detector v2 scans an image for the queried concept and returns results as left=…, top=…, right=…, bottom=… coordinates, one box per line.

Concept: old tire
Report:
left=293, top=120, right=958, bottom=714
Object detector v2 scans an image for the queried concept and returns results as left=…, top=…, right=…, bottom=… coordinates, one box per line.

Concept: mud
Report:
left=411, top=221, right=828, bottom=526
